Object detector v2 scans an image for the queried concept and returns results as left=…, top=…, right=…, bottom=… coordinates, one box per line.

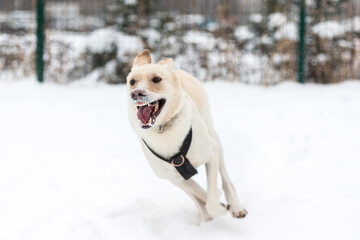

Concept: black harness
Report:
left=142, top=128, right=198, bottom=180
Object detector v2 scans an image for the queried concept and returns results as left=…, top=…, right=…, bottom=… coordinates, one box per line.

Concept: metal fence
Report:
left=0, top=0, right=359, bottom=84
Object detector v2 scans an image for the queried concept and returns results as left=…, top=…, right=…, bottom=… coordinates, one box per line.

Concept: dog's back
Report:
left=174, top=69, right=210, bottom=121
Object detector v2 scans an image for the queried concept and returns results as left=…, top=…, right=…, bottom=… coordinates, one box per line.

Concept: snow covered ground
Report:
left=1, top=79, right=360, bottom=240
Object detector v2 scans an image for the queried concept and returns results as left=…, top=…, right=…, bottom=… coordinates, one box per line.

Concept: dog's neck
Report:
left=157, top=114, right=178, bottom=133
left=139, top=100, right=192, bottom=159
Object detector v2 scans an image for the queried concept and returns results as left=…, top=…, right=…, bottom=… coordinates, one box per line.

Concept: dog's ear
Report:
left=157, top=58, right=174, bottom=70
left=132, top=49, right=151, bottom=69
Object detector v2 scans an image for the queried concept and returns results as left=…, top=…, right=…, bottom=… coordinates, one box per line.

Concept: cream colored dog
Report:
left=127, top=50, right=247, bottom=222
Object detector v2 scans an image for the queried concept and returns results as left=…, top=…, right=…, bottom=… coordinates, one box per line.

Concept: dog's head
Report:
left=127, top=50, right=184, bottom=130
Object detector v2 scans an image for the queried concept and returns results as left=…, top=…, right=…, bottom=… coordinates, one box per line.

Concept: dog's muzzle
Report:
left=131, top=89, right=147, bottom=102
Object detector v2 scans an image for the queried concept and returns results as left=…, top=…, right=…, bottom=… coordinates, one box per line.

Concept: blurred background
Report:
left=1, top=0, right=360, bottom=85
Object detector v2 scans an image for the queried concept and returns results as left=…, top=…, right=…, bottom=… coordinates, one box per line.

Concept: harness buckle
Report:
left=171, top=155, right=185, bottom=167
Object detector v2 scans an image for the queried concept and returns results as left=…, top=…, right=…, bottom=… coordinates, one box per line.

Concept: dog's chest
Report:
left=142, top=143, right=209, bottom=183
left=140, top=122, right=214, bottom=182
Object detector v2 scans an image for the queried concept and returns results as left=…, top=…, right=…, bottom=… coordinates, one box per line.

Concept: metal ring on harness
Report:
left=172, top=155, right=185, bottom=167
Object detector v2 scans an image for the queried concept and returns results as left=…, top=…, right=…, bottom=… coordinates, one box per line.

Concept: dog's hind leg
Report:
left=206, top=116, right=247, bottom=218
left=218, top=142, right=248, bottom=218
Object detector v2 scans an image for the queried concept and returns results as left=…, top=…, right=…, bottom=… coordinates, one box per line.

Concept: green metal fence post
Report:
left=36, top=0, right=45, bottom=83
left=298, top=0, right=306, bottom=84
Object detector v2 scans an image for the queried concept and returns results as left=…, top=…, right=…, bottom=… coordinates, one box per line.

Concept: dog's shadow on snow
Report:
left=108, top=198, right=198, bottom=224
left=108, top=198, right=247, bottom=235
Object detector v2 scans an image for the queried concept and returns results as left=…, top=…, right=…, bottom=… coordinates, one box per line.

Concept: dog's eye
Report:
left=152, top=77, right=162, bottom=83
left=129, top=79, right=136, bottom=86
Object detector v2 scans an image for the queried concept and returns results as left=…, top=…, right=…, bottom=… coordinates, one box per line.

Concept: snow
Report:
left=140, top=28, right=161, bottom=47
left=272, top=53, right=291, bottom=65
left=268, top=13, right=287, bottom=29
left=164, top=22, right=177, bottom=32
left=267, top=13, right=298, bottom=42
left=312, top=21, right=344, bottom=39
left=274, top=22, right=298, bottom=41
left=1, top=79, right=360, bottom=239
left=50, top=16, right=105, bottom=31
left=115, top=32, right=144, bottom=59
left=46, top=2, right=81, bottom=19
left=206, top=22, right=217, bottom=32
left=177, top=14, right=204, bottom=26
left=312, top=17, right=360, bottom=39
left=349, top=16, right=360, bottom=33
left=249, top=13, right=263, bottom=23
left=86, top=28, right=119, bottom=53
left=316, top=53, right=329, bottom=63
left=234, top=26, right=255, bottom=42
left=183, top=31, right=215, bottom=50
left=124, top=0, right=137, bottom=5
left=339, top=40, right=353, bottom=49
left=83, top=28, right=143, bottom=57
left=48, top=28, right=143, bottom=57
left=259, top=34, right=272, bottom=45
left=7, top=11, right=36, bottom=30
left=238, top=53, right=273, bottom=84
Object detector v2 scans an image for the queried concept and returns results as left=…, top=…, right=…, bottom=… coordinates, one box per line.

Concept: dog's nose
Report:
left=131, top=89, right=147, bottom=100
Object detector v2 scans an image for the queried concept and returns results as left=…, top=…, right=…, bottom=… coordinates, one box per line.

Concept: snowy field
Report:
left=1, top=79, right=360, bottom=240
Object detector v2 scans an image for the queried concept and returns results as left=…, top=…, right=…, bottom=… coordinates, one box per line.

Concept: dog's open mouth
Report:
left=136, top=99, right=166, bottom=129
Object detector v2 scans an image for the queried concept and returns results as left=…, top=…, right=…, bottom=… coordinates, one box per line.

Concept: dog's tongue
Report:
left=137, top=105, right=155, bottom=124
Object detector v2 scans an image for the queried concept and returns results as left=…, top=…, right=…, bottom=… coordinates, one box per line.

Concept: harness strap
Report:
left=142, top=127, right=198, bottom=180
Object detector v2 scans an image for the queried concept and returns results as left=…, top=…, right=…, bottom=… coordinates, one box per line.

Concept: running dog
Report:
left=126, top=50, right=247, bottom=222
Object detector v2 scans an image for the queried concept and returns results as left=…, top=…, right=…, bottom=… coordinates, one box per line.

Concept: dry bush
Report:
left=0, top=36, right=35, bottom=78
left=270, top=39, right=297, bottom=81
left=308, top=35, right=358, bottom=83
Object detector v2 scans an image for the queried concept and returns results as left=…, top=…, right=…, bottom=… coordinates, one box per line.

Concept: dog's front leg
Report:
left=174, top=179, right=212, bottom=223
left=205, top=160, right=227, bottom=216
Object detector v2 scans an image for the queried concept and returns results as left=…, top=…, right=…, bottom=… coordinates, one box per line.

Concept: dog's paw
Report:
left=206, top=203, right=227, bottom=217
left=198, top=208, right=213, bottom=224
left=199, top=214, right=212, bottom=224
left=227, top=204, right=248, bottom=218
